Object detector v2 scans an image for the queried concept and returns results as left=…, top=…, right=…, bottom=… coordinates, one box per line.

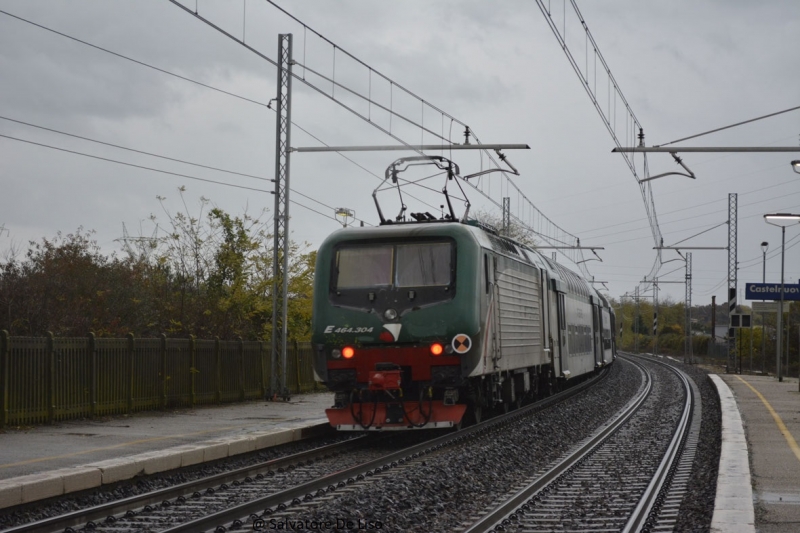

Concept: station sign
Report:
left=752, top=302, right=779, bottom=314
left=745, top=283, right=800, bottom=301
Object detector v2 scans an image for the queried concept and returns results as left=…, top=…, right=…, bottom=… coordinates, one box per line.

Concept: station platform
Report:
left=717, top=374, right=800, bottom=533
left=0, top=392, right=333, bottom=509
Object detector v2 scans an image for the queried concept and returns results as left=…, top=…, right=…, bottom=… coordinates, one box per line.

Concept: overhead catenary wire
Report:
left=656, top=104, right=800, bottom=148
left=0, top=8, right=438, bottom=215
left=0, top=115, right=269, bottom=181
left=4, top=4, right=593, bottom=272
left=169, top=1, right=593, bottom=272
left=0, top=9, right=269, bottom=109
left=0, top=133, right=353, bottom=225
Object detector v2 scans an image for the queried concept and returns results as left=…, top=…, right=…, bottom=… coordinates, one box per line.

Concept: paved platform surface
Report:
left=719, top=374, right=800, bottom=533
left=0, top=392, right=333, bottom=508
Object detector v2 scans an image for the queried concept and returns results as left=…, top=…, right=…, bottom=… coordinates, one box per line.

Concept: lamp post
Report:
left=761, top=241, right=768, bottom=374
left=764, top=214, right=800, bottom=382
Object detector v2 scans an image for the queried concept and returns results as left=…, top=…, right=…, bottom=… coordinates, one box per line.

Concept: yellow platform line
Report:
left=736, top=376, right=800, bottom=464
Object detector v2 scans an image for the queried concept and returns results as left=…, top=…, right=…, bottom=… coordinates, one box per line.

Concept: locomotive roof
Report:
left=319, top=220, right=594, bottom=299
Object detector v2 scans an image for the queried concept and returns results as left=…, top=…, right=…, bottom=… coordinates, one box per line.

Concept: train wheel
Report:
left=473, top=402, right=483, bottom=424
left=466, top=381, right=484, bottom=425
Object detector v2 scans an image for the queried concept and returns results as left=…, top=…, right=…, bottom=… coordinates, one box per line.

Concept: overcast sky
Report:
left=1, top=0, right=799, bottom=307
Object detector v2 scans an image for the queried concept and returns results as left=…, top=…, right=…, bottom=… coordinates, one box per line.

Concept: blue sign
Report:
left=745, top=283, right=800, bottom=301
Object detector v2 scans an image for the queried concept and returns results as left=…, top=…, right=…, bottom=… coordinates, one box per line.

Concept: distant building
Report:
left=714, top=325, right=729, bottom=345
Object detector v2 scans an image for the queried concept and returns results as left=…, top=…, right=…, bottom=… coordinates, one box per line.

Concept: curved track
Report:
left=461, top=354, right=697, bottom=533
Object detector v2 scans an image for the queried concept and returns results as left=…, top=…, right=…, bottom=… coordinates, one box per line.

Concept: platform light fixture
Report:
left=764, top=213, right=800, bottom=382
left=792, top=160, right=800, bottom=174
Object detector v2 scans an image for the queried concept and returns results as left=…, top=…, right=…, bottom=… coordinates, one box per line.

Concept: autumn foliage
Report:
left=0, top=195, right=314, bottom=341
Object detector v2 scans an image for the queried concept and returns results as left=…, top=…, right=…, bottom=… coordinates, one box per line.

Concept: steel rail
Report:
left=3, top=432, right=355, bottom=533
left=161, top=369, right=612, bottom=533
left=461, top=357, right=652, bottom=533
left=622, top=355, right=693, bottom=532
left=463, top=355, right=695, bottom=533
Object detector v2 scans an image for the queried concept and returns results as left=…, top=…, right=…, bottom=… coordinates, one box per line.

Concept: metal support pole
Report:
left=727, top=193, right=738, bottom=373
left=777, top=226, right=785, bottom=382
left=711, top=295, right=717, bottom=359
left=685, top=253, right=693, bottom=364
left=749, top=320, right=753, bottom=374
left=502, top=197, right=510, bottom=236
left=786, top=311, right=791, bottom=377
left=653, top=279, right=659, bottom=356
left=271, top=33, right=293, bottom=399
left=762, top=246, right=767, bottom=374
left=635, top=286, right=640, bottom=354
left=737, top=329, right=742, bottom=373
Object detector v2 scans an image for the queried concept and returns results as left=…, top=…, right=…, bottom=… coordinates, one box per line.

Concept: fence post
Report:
left=160, top=333, right=167, bottom=409
left=214, top=336, right=221, bottom=403
left=237, top=337, right=244, bottom=402
left=259, top=340, right=266, bottom=399
left=127, top=333, right=134, bottom=414
left=88, top=332, right=97, bottom=418
left=190, top=335, right=197, bottom=406
left=1, top=330, right=8, bottom=428
left=294, top=340, right=301, bottom=395
left=47, top=331, right=55, bottom=423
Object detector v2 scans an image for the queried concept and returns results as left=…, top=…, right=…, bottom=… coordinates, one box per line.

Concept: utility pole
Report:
left=270, top=34, right=293, bottom=400
left=685, top=253, right=693, bottom=364
left=711, top=295, right=716, bottom=358
left=635, top=285, right=640, bottom=354
left=727, top=193, right=738, bottom=373
left=502, top=197, right=510, bottom=236
left=653, top=279, right=659, bottom=356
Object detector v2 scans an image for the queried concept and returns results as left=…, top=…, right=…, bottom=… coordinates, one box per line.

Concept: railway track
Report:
left=6, top=368, right=609, bottom=533
left=461, top=354, right=698, bottom=533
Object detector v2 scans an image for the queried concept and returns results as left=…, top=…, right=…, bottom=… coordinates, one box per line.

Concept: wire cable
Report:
left=656, top=104, right=800, bottom=147
left=0, top=133, right=269, bottom=193
left=0, top=115, right=270, bottom=181
left=668, top=221, right=728, bottom=247
left=0, top=9, right=270, bottom=109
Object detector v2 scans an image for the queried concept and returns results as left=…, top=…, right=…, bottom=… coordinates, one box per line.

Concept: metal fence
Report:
left=0, top=331, right=320, bottom=427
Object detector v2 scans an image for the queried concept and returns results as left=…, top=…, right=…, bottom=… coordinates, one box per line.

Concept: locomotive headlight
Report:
left=430, top=343, right=444, bottom=356
left=342, top=346, right=355, bottom=359
left=384, top=308, right=398, bottom=321
left=331, top=349, right=342, bottom=359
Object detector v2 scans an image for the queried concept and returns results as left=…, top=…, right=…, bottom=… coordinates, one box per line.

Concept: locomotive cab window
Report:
left=336, top=246, right=393, bottom=288
left=395, top=242, right=451, bottom=287
left=331, top=240, right=455, bottom=308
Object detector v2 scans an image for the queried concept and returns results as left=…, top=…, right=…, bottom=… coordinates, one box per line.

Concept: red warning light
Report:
left=342, top=346, right=355, bottom=359
left=379, top=331, right=394, bottom=342
left=430, top=343, right=444, bottom=356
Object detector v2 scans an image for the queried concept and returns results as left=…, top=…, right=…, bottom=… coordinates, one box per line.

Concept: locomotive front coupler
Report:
left=368, top=362, right=403, bottom=392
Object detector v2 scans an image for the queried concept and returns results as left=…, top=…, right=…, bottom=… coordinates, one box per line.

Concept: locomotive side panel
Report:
left=494, top=259, right=546, bottom=370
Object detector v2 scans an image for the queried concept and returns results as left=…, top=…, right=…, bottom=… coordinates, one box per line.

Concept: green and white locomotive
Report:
left=311, top=204, right=616, bottom=430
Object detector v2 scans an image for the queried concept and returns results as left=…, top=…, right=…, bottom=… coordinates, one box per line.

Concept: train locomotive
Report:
left=311, top=158, right=616, bottom=430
